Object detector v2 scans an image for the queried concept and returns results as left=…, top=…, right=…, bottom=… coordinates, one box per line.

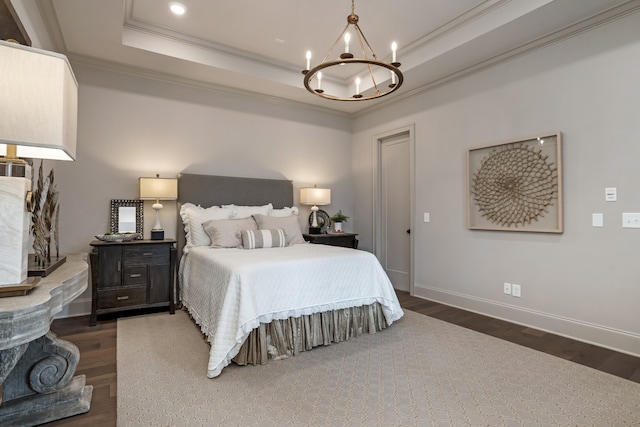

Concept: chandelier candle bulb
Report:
left=392, top=42, right=397, bottom=63
left=391, top=70, right=396, bottom=85
left=306, top=51, right=311, bottom=71
left=344, top=33, right=350, bottom=53
left=355, top=77, right=361, bottom=95
left=317, top=72, right=322, bottom=90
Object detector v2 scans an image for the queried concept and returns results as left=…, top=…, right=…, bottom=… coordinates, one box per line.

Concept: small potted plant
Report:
left=329, top=210, right=349, bottom=233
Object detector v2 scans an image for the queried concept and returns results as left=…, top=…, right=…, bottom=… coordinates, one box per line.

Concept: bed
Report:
left=176, top=173, right=404, bottom=378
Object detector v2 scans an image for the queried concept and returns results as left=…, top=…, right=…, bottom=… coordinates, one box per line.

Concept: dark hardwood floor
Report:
left=45, top=291, right=640, bottom=426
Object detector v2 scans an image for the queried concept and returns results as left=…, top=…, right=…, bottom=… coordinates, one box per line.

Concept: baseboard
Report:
left=413, top=284, right=640, bottom=358
left=54, top=297, right=92, bottom=319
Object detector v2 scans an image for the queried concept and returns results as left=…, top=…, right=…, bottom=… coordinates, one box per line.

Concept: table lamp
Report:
left=139, top=175, right=178, bottom=240
left=299, top=186, right=331, bottom=234
left=0, top=40, right=77, bottom=288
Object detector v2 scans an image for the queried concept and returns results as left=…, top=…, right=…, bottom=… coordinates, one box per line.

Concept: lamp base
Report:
left=308, top=227, right=321, bottom=235
left=151, top=230, right=164, bottom=240
left=28, top=254, right=67, bottom=277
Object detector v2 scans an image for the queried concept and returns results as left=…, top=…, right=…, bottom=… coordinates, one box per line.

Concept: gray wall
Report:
left=352, top=11, right=640, bottom=356
left=53, top=64, right=353, bottom=316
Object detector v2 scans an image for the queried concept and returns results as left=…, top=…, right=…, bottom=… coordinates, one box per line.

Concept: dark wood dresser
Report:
left=303, top=232, right=358, bottom=249
left=89, top=239, right=176, bottom=325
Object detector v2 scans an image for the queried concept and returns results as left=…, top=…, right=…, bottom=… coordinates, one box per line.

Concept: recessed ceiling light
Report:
left=169, top=2, right=186, bottom=15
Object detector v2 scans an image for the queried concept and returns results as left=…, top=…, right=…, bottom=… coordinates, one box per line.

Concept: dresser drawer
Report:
left=97, top=287, right=147, bottom=309
left=123, top=266, right=147, bottom=285
left=123, top=245, right=169, bottom=266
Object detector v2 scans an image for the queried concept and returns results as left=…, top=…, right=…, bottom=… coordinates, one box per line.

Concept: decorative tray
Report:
left=95, top=233, right=141, bottom=242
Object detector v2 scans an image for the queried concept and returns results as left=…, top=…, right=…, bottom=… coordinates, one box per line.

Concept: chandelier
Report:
left=302, top=0, right=403, bottom=101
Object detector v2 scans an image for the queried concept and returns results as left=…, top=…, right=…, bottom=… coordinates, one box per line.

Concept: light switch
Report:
left=592, top=213, right=603, bottom=227
left=605, top=188, right=617, bottom=202
left=423, top=213, right=430, bottom=223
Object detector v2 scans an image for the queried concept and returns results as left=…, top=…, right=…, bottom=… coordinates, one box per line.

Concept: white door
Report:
left=380, top=133, right=410, bottom=291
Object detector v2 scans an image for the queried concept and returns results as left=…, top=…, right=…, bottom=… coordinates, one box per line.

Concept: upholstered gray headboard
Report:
left=176, top=173, right=294, bottom=259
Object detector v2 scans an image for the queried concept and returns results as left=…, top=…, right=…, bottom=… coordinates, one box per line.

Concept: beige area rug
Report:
left=117, top=310, right=640, bottom=426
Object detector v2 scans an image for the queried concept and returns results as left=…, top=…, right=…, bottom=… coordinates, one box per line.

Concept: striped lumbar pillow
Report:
left=240, top=228, right=287, bottom=249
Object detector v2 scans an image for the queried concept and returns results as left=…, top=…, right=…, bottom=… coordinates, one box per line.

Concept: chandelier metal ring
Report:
left=303, top=59, right=403, bottom=101
left=302, top=0, right=404, bottom=102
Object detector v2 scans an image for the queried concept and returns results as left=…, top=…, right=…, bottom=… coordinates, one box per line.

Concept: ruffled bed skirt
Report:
left=232, top=303, right=388, bottom=366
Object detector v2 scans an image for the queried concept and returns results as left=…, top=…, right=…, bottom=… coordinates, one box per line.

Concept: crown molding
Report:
left=353, top=0, right=640, bottom=118
left=67, top=53, right=352, bottom=119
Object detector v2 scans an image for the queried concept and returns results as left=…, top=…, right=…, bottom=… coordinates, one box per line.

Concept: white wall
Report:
left=53, top=64, right=353, bottom=316
left=353, top=10, right=640, bottom=356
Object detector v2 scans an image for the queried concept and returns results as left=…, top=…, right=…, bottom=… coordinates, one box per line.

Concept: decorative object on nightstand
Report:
left=0, top=40, right=78, bottom=290
left=300, top=186, right=331, bottom=234
left=89, top=239, right=176, bottom=326
left=139, top=174, right=178, bottom=240
left=329, top=210, right=350, bottom=233
left=110, top=199, right=143, bottom=238
left=304, top=232, right=358, bottom=249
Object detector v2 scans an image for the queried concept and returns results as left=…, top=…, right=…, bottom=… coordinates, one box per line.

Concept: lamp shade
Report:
left=139, top=177, right=178, bottom=200
left=0, top=40, right=78, bottom=161
left=300, top=187, right=331, bottom=206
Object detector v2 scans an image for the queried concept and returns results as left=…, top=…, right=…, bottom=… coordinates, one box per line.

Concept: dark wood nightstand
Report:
left=303, top=233, right=358, bottom=249
left=89, top=239, right=176, bottom=326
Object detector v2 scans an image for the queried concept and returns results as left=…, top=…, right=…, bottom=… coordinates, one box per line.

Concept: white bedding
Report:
left=180, top=243, right=404, bottom=378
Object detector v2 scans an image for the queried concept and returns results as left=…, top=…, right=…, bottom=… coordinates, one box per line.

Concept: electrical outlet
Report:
left=503, top=283, right=511, bottom=295
left=622, top=213, right=640, bottom=228
left=512, top=284, right=521, bottom=298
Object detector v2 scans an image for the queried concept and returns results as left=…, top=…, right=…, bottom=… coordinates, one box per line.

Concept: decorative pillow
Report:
left=252, top=214, right=305, bottom=246
left=180, top=203, right=235, bottom=247
left=222, top=204, right=273, bottom=219
left=240, top=229, right=287, bottom=249
left=202, top=217, right=257, bottom=248
left=270, top=206, right=299, bottom=217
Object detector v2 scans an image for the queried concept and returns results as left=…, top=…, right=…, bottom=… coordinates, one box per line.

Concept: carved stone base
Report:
left=0, top=331, right=92, bottom=426
left=0, top=375, right=92, bottom=427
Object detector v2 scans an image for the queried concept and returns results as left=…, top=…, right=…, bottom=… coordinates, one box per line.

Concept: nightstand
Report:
left=303, top=233, right=358, bottom=249
left=89, top=239, right=176, bottom=326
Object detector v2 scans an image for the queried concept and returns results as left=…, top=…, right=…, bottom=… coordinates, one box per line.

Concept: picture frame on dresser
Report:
left=110, top=199, right=143, bottom=236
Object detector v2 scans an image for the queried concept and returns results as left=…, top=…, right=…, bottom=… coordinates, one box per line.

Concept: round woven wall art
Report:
left=472, top=144, right=558, bottom=228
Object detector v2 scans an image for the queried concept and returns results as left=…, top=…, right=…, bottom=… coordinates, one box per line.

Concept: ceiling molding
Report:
left=24, top=0, right=640, bottom=117
left=34, top=0, right=67, bottom=52
left=353, top=0, right=640, bottom=118
left=67, top=53, right=352, bottom=119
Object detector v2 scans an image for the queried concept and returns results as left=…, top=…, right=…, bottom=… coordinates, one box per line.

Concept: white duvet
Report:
left=180, top=243, right=404, bottom=378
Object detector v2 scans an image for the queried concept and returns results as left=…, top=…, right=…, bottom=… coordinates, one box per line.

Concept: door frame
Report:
left=373, top=124, right=415, bottom=295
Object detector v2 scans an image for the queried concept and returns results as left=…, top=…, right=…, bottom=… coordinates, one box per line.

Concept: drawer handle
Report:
left=129, top=273, right=142, bottom=278
left=116, top=296, right=129, bottom=301
left=142, top=252, right=153, bottom=256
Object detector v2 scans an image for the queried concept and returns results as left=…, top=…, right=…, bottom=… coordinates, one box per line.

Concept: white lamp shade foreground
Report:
left=139, top=176, right=178, bottom=240
left=300, top=187, right=331, bottom=228
left=0, top=40, right=78, bottom=161
left=0, top=41, right=78, bottom=286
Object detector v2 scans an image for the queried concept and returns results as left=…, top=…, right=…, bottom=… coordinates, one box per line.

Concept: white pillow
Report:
left=202, top=217, right=257, bottom=248
left=252, top=214, right=305, bottom=246
left=222, top=203, right=273, bottom=219
left=270, top=206, right=299, bottom=217
left=180, top=203, right=235, bottom=247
